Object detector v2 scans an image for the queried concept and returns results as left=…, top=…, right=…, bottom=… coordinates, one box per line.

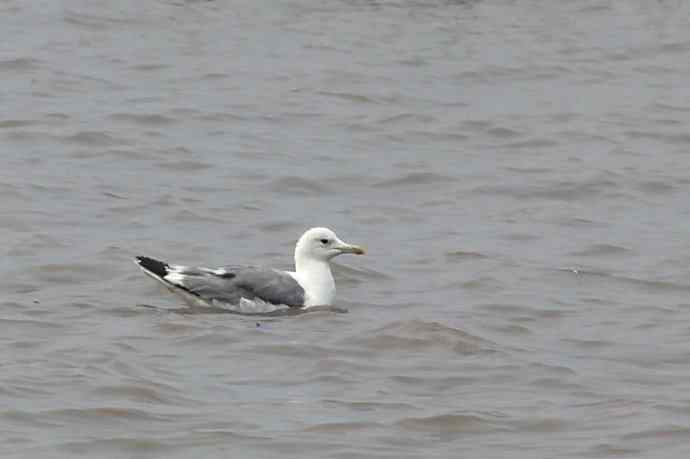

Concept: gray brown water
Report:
left=3, top=0, right=690, bottom=457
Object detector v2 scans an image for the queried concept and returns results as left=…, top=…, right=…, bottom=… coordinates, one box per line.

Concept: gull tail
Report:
left=135, top=256, right=170, bottom=280
left=135, top=256, right=209, bottom=307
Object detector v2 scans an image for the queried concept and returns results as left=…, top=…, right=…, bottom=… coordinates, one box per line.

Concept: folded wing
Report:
left=135, top=256, right=305, bottom=308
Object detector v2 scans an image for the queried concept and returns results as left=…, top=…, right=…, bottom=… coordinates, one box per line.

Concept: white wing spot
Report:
left=165, top=272, right=186, bottom=285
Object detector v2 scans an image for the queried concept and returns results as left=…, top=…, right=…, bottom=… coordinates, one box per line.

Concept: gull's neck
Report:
left=293, top=255, right=335, bottom=307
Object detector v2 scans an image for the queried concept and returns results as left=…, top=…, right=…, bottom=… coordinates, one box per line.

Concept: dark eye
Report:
left=320, top=238, right=329, bottom=245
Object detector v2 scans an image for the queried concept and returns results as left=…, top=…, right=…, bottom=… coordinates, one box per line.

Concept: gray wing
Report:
left=166, top=264, right=305, bottom=307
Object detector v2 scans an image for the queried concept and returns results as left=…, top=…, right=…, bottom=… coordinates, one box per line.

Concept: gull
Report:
left=135, top=227, right=365, bottom=310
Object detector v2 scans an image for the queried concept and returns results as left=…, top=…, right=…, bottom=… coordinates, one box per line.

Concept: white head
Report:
left=294, top=227, right=365, bottom=265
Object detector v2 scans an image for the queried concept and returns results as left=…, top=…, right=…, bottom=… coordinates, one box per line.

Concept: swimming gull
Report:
left=135, top=227, right=365, bottom=311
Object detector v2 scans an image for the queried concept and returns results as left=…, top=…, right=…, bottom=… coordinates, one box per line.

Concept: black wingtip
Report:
left=135, top=256, right=169, bottom=278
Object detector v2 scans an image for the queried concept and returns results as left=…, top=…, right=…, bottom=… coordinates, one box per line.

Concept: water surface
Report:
left=2, top=1, right=690, bottom=457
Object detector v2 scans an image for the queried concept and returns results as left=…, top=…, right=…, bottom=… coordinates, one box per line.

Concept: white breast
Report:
left=288, top=263, right=336, bottom=307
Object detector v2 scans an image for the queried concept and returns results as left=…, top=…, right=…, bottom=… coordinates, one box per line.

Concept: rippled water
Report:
left=3, top=0, right=690, bottom=457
